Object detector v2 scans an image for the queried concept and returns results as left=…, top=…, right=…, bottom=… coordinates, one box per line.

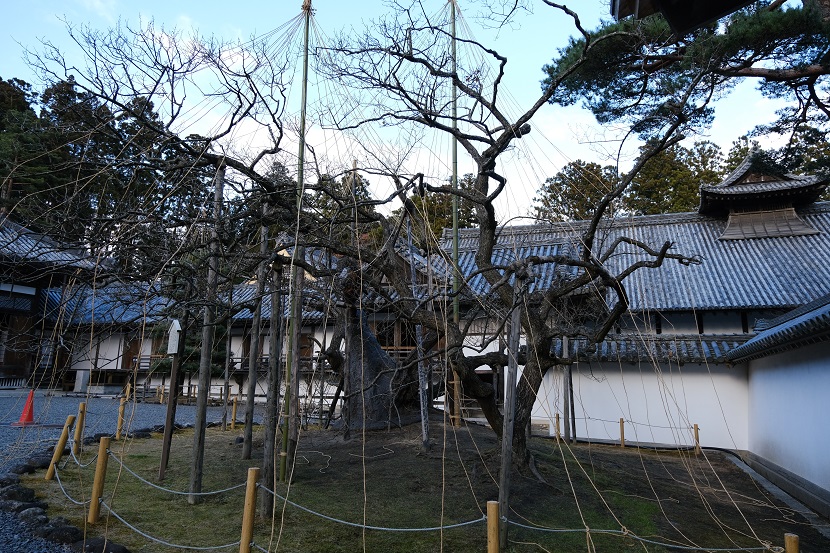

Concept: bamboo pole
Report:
left=72, top=402, right=86, bottom=456
left=487, top=500, right=499, bottom=553
left=45, top=415, right=75, bottom=481
left=88, top=437, right=110, bottom=524
left=784, top=533, right=799, bottom=553
left=620, top=418, right=625, bottom=448
left=239, top=467, right=261, bottom=553
left=231, top=397, right=238, bottom=430
left=115, top=398, right=126, bottom=441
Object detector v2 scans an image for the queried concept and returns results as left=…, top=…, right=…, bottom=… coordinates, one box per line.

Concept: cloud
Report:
left=80, top=0, right=118, bottom=23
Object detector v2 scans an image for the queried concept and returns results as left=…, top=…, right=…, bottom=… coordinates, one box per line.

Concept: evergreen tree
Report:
left=532, top=160, right=620, bottom=222
left=624, top=141, right=723, bottom=215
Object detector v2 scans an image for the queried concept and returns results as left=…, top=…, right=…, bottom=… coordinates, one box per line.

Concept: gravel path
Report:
left=0, top=390, right=259, bottom=552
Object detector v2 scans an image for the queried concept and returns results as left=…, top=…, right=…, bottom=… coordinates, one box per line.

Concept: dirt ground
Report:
left=279, top=414, right=830, bottom=552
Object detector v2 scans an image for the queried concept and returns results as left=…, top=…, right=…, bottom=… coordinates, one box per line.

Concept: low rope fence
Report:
left=257, top=482, right=486, bottom=532
left=106, top=451, right=247, bottom=496
left=39, top=403, right=800, bottom=553
left=506, top=518, right=779, bottom=552
left=101, top=499, right=241, bottom=551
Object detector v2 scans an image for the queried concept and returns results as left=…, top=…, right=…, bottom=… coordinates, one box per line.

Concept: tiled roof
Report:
left=230, top=282, right=327, bottom=324
left=44, top=283, right=171, bottom=325
left=0, top=217, right=96, bottom=271
left=562, top=334, right=750, bottom=365
left=442, top=202, right=830, bottom=312
left=726, top=293, right=830, bottom=363
left=698, top=151, right=827, bottom=215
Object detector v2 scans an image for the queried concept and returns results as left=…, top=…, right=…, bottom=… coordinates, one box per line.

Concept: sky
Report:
left=0, top=0, right=788, bottom=220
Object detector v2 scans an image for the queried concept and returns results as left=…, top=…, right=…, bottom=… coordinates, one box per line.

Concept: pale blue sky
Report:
left=1, top=1, right=785, bottom=218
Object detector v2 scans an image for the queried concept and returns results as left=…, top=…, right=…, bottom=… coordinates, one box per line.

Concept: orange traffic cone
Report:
left=12, top=389, right=35, bottom=426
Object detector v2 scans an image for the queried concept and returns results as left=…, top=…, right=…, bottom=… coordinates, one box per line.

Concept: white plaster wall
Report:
left=533, top=360, right=749, bottom=449
left=71, top=334, right=124, bottom=392
left=748, top=341, right=830, bottom=492
left=96, top=335, right=124, bottom=371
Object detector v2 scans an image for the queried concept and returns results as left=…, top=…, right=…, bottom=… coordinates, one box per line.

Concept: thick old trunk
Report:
left=341, top=308, right=406, bottom=433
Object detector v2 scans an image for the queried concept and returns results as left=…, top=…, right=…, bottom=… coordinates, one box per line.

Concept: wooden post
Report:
left=784, top=533, right=799, bottom=553
left=693, top=423, right=701, bottom=454
left=125, top=382, right=132, bottom=402
left=554, top=413, right=561, bottom=443
left=115, top=398, right=126, bottom=441
left=46, top=415, right=75, bottom=481
left=72, top=402, right=86, bottom=456
left=453, top=371, right=463, bottom=427
left=231, top=397, right=238, bottom=430
left=620, top=418, right=625, bottom=448
left=87, top=437, right=110, bottom=524
left=487, top=500, right=499, bottom=553
left=239, top=467, right=260, bottom=553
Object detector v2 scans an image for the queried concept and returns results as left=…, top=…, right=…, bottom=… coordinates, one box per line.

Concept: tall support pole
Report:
left=406, top=216, right=430, bottom=451
left=261, top=265, right=284, bottom=514
left=498, top=283, right=522, bottom=549
left=280, top=0, right=311, bottom=483
left=222, top=289, right=234, bottom=431
left=449, top=0, right=463, bottom=428
left=243, top=216, right=268, bottom=459
left=189, top=163, right=225, bottom=503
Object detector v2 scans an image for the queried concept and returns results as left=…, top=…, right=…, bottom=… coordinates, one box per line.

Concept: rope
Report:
left=53, top=466, right=91, bottom=506
left=258, top=484, right=485, bottom=532
left=107, top=451, right=246, bottom=496
left=506, top=519, right=773, bottom=551
left=100, top=500, right=241, bottom=551
left=68, top=443, right=98, bottom=468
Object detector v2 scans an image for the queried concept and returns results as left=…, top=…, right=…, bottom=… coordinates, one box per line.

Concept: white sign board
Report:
left=167, top=319, right=182, bottom=355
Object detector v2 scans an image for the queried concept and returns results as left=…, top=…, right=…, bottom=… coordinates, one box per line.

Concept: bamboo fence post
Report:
left=45, top=415, right=75, bottom=481
left=694, top=423, right=701, bottom=454
left=620, top=418, right=625, bottom=448
left=87, top=437, right=110, bottom=524
left=784, top=533, right=799, bottom=553
left=115, top=398, right=126, bottom=441
left=487, top=500, right=499, bottom=553
left=125, top=382, right=131, bottom=402
left=239, top=467, right=260, bottom=553
left=231, top=397, right=238, bottom=430
left=72, top=402, right=86, bottom=456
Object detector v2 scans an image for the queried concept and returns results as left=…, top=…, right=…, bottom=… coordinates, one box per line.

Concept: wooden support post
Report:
left=125, top=382, right=131, bottom=402
left=72, top=402, right=86, bottom=456
left=239, top=467, right=260, bottom=553
left=231, top=397, right=238, bottom=430
left=115, top=398, right=126, bottom=441
left=487, top=500, right=499, bottom=553
left=87, top=437, right=110, bottom=524
left=693, top=423, right=701, bottom=454
left=555, top=413, right=561, bottom=443
left=453, top=371, right=463, bottom=427
left=46, top=415, right=75, bottom=481
left=784, top=533, right=799, bottom=553
left=620, top=418, right=625, bottom=448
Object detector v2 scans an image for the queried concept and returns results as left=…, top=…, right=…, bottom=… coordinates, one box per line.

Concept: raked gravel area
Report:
left=0, top=390, right=261, bottom=552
